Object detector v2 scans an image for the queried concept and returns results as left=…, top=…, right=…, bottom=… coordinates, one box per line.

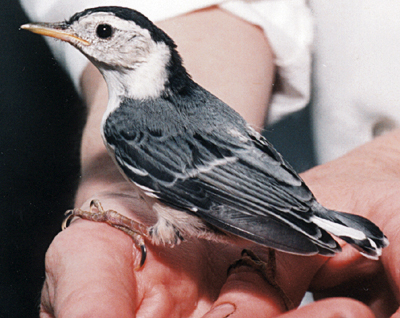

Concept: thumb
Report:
left=279, top=298, right=375, bottom=318
left=40, top=221, right=139, bottom=318
left=201, top=265, right=286, bottom=318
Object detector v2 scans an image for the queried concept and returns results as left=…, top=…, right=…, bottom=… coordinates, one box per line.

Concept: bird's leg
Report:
left=228, top=248, right=294, bottom=310
left=62, top=199, right=148, bottom=269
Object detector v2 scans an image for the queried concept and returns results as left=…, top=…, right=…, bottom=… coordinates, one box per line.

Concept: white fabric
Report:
left=310, top=0, right=400, bottom=163
left=20, top=0, right=312, bottom=124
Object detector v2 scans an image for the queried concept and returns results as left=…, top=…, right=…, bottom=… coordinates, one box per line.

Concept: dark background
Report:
left=0, top=1, right=315, bottom=317
left=1, top=1, right=83, bottom=317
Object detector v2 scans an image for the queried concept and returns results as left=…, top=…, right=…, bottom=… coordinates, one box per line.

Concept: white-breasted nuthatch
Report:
left=21, top=7, right=388, bottom=267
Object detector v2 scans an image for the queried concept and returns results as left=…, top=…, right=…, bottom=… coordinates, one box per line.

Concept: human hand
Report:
left=301, top=130, right=400, bottom=317
left=37, top=8, right=384, bottom=314
left=39, top=190, right=375, bottom=318
left=39, top=134, right=378, bottom=318
left=39, top=65, right=378, bottom=318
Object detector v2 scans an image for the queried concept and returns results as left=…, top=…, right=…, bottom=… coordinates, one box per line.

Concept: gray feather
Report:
left=103, top=85, right=343, bottom=255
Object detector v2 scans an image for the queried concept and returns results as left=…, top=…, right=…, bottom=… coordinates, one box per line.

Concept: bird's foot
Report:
left=228, top=248, right=293, bottom=310
left=62, top=199, right=148, bottom=269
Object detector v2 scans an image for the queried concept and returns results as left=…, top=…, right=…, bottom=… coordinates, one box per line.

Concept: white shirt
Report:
left=310, top=0, right=400, bottom=163
left=20, top=0, right=313, bottom=125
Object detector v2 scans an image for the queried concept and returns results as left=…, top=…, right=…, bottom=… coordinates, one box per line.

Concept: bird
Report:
left=21, top=6, right=388, bottom=269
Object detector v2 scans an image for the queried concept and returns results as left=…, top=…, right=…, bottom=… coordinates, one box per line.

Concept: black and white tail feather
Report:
left=311, top=203, right=389, bottom=259
left=23, top=6, right=389, bottom=260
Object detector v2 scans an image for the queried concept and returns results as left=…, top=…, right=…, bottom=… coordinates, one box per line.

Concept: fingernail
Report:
left=206, top=303, right=235, bottom=317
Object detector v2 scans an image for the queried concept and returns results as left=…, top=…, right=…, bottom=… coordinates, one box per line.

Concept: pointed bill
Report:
left=20, top=22, right=90, bottom=46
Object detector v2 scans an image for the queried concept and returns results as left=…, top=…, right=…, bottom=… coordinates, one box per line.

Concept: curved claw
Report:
left=136, top=243, right=147, bottom=270
left=129, top=231, right=147, bottom=270
left=62, top=210, right=75, bottom=230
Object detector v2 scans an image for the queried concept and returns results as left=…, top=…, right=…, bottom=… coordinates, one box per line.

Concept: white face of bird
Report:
left=71, top=13, right=169, bottom=68
left=22, top=12, right=170, bottom=69
left=21, top=11, right=172, bottom=99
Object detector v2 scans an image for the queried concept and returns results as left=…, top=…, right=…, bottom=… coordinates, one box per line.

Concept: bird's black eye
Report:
left=96, top=24, right=113, bottom=39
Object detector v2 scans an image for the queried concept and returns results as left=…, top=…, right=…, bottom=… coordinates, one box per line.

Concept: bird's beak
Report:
left=20, top=22, right=90, bottom=46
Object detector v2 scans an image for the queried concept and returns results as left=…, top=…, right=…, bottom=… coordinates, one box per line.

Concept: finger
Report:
left=310, top=243, right=398, bottom=318
left=279, top=298, right=375, bottom=318
left=42, top=221, right=140, bottom=318
left=382, top=223, right=400, bottom=317
left=202, top=266, right=287, bottom=318
left=313, top=276, right=397, bottom=318
left=310, top=244, right=382, bottom=290
left=392, top=311, right=400, bottom=318
left=133, top=242, right=206, bottom=318
left=40, top=279, right=54, bottom=318
left=201, top=247, right=329, bottom=318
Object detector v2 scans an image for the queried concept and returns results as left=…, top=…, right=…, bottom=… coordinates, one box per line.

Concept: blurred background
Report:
left=1, top=1, right=83, bottom=316
left=0, top=1, right=315, bottom=316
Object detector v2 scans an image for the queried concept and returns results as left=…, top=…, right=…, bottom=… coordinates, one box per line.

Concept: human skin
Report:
left=39, top=7, right=397, bottom=318
left=301, top=131, right=400, bottom=317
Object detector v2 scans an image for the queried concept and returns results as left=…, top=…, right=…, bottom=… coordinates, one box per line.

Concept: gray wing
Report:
left=104, top=97, right=340, bottom=255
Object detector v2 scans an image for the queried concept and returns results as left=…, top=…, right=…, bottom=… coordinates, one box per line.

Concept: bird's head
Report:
left=21, top=7, right=191, bottom=99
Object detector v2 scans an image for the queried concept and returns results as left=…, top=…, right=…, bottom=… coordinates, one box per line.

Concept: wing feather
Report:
left=104, top=96, right=340, bottom=254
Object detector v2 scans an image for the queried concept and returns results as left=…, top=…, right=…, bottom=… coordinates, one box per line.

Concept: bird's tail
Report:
left=311, top=205, right=389, bottom=260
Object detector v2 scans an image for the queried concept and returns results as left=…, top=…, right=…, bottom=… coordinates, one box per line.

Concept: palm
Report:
left=301, top=139, right=400, bottom=318
left=40, top=128, right=390, bottom=318
left=40, top=191, right=369, bottom=318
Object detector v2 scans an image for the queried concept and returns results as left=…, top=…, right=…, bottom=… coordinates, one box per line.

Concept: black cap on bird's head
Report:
left=21, top=6, right=191, bottom=97
left=66, top=6, right=177, bottom=48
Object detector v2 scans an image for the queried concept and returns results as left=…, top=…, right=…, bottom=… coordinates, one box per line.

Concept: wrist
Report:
left=75, top=64, right=122, bottom=207
left=301, top=129, right=400, bottom=220
left=79, top=63, right=109, bottom=169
